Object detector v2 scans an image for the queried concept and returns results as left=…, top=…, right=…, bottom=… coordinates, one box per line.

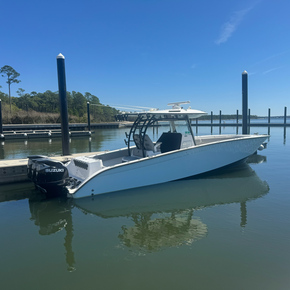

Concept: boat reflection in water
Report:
left=28, top=196, right=75, bottom=272
left=29, top=158, right=269, bottom=270
left=118, top=211, right=206, bottom=253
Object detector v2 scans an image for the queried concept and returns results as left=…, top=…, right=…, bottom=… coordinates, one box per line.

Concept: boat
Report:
left=27, top=101, right=268, bottom=199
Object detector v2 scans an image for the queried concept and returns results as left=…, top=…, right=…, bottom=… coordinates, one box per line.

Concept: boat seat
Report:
left=133, top=134, right=142, bottom=149
left=157, top=132, right=182, bottom=153
left=143, top=134, right=161, bottom=152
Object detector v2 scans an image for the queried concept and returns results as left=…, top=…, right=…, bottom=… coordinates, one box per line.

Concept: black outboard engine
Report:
left=27, top=156, right=69, bottom=196
left=27, top=155, right=46, bottom=180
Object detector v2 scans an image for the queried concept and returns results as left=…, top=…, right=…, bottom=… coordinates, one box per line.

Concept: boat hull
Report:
left=73, top=163, right=269, bottom=218
left=70, top=135, right=267, bottom=199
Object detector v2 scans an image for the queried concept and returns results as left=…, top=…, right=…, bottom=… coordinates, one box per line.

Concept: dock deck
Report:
left=0, top=151, right=103, bottom=185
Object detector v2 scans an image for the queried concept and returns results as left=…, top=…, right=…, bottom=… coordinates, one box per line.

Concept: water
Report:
left=0, top=126, right=290, bottom=290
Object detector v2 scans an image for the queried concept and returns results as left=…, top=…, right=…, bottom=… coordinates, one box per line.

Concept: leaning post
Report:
left=57, top=53, right=70, bottom=156
left=242, top=70, right=248, bottom=134
left=0, top=99, right=3, bottom=134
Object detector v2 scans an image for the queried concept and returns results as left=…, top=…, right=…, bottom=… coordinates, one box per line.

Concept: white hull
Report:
left=71, top=135, right=267, bottom=199
left=74, top=163, right=269, bottom=218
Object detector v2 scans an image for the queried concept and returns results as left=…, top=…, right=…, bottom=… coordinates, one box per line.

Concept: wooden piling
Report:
left=242, top=70, right=248, bottom=134
left=57, top=53, right=70, bottom=156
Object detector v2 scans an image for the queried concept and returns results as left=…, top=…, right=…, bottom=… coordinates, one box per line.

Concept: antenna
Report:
left=89, top=103, right=157, bottom=112
left=167, top=101, right=190, bottom=110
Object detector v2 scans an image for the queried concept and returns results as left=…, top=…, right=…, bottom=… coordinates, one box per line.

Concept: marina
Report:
left=2, top=0, right=290, bottom=288
left=1, top=102, right=270, bottom=191
left=0, top=125, right=289, bottom=289
left=0, top=115, right=287, bottom=187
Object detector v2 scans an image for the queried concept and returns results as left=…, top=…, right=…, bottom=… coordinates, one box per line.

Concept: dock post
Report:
left=219, top=110, right=222, bottom=134
left=268, top=108, right=271, bottom=135
left=248, top=108, right=251, bottom=134
left=0, top=99, right=3, bottom=134
left=87, top=102, right=91, bottom=131
left=284, top=107, right=287, bottom=142
left=210, top=111, right=213, bottom=134
left=236, top=109, right=239, bottom=134
left=242, top=70, right=248, bottom=134
left=57, top=53, right=70, bottom=156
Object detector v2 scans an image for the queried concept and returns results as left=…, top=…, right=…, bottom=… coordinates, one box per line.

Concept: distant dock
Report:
left=2, top=121, right=131, bottom=132
left=0, top=130, right=92, bottom=140
left=0, top=122, right=133, bottom=140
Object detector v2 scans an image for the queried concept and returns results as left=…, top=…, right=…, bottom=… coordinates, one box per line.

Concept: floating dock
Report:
left=0, top=130, right=92, bottom=140
left=0, top=121, right=134, bottom=140
left=2, top=121, right=131, bottom=132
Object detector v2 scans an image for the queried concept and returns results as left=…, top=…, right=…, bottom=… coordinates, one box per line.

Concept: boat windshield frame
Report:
left=126, top=112, right=197, bottom=157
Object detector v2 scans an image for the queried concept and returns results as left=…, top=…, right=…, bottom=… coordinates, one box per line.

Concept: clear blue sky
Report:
left=1, top=0, right=289, bottom=116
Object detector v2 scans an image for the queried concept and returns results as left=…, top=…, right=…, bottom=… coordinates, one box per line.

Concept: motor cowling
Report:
left=27, top=156, right=69, bottom=195
left=27, top=155, right=46, bottom=180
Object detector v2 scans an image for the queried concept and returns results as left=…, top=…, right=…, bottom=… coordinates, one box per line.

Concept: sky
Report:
left=1, top=0, right=289, bottom=116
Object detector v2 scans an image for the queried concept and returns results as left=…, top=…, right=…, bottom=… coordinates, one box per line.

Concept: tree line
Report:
left=0, top=89, right=119, bottom=124
left=0, top=65, right=119, bottom=124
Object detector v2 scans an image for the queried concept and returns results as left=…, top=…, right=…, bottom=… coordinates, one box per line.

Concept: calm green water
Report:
left=0, top=126, right=290, bottom=290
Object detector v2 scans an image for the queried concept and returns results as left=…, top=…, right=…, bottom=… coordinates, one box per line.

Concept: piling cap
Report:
left=242, top=70, right=248, bottom=75
left=57, top=53, right=65, bottom=59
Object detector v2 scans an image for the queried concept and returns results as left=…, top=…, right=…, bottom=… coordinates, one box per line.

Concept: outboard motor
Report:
left=27, top=156, right=69, bottom=196
left=27, top=155, right=46, bottom=180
